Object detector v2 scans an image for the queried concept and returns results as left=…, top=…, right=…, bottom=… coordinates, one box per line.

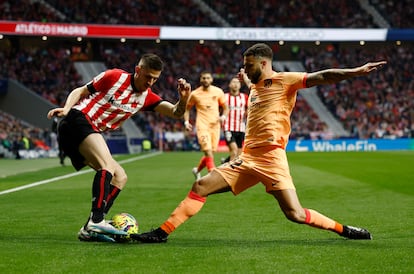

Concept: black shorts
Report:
left=223, top=131, right=245, bottom=148
left=58, top=109, right=98, bottom=170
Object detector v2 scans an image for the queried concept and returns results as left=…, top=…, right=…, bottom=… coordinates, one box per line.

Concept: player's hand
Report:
left=357, top=61, right=387, bottom=75
left=47, top=108, right=68, bottom=119
left=177, top=78, right=191, bottom=99
left=184, top=121, right=192, bottom=131
left=238, top=69, right=252, bottom=88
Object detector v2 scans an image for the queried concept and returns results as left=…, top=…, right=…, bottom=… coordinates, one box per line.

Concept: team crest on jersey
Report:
left=264, top=79, right=272, bottom=88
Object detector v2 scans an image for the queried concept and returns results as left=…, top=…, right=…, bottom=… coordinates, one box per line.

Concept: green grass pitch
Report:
left=0, top=151, right=413, bottom=273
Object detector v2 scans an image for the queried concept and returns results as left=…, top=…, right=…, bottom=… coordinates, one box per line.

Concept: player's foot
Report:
left=86, top=219, right=128, bottom=235
left=192, top=167, right=201, bottom=180
left=130, top=227, right=168, bottom=243
left=77, top=227, right=116, bottom=242
left=340, top=225, right=372, bottom=240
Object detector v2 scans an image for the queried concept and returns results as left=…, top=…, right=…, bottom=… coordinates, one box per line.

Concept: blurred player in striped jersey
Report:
left=221, top=77, right=249, bottom=164
left=47, top=53, right=191, bottom=242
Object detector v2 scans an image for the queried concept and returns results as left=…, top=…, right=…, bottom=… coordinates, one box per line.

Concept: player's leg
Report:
left=104, top=163, right=127, bottom=215
left=270, top=189, right=371, bottom=240
left=204, top=149, right=215, bottom=171
left=271, top=188, right=339, bottom=229
left=79, top=133, right=127, bottom=235
left=227, top=141, right=238, bottom=161
left=193, top=129, right=214, bottom=179
left=193, top=131, right=207, bottom=177
left=258, top=147, right=371, bottom=240
left=131, top=170, right=231, bottom=243
left=235, top=132, right=245, bottom=159
left=133, top=153, right=260, bottom=243
left=207, top=125, right=221, bottom=171
left=223, top=131, right=244, bottom=163
left=222, top=131, right=234, bottom=163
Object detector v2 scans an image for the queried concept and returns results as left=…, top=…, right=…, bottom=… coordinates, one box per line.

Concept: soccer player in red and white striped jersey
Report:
left=47, top=53, right=191, bottom=241
left=222, top=77, right=249, bottom=163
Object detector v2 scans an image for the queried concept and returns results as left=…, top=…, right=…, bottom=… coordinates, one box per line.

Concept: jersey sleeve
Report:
left=87, top=69, right=120, bottom=94
left=283, top=72, right=307, bottom=94
left=141, top=89, right=163, bottom=111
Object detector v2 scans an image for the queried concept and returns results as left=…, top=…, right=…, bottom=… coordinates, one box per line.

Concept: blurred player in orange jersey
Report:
left=184, top=71, right=229, bottom=180
left=133, top=43, right=386, bottom=243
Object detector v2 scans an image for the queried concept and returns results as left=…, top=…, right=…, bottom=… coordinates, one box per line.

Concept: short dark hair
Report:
left=243, top=43, right=273, bottom=60
left=138, top=53, right=164, bottom=71
left=200, top=71, right=212, bottom=77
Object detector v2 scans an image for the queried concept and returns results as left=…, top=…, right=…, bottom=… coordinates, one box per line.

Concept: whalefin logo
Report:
left=294, top=138, right=309, bottom=152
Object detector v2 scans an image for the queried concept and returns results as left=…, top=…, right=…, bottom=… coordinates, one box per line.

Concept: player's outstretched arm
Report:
left=306, top=61, right=387, bottom=88
left=155, top=78, right=191, bottom=119
left=47, top=85, right=89, bottom=119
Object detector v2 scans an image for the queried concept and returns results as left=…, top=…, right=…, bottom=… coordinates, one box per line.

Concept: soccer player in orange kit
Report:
left=132, top=43, right=387, bottom=243
left=184, top=71, right=229, bottom=180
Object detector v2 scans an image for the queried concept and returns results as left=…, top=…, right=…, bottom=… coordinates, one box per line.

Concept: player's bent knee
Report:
left=112, top=171, right=128, bottom=189
left=191, top=171, right=229, bottom=197
left=192, top=180, right=206, bottom=196
left=283, top=209, right=306, bottom=224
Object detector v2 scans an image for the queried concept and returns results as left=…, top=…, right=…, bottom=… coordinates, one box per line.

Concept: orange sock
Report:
left=160, top=221, right=175, bottom=234
left=161, top=191, right=206, bottom=234
left=197, top=156, right=207, bottom=172
left=304, top=208, right=343, bottom=234
left=205, top=156, right=215, bottom=172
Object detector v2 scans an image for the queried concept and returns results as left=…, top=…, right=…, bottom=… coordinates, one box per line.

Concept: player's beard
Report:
left=249, top=68, right=262, bottom=84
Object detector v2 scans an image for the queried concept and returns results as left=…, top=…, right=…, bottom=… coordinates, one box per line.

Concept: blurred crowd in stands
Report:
left=2, top=0, right=413, bottom=28
left=299, top=44, right=413, bottom=139
left=0, top=43, right=83, bottom=106
left=0, top=0, right=413, bottom=156
left=0, top=110, right=53, bottom=159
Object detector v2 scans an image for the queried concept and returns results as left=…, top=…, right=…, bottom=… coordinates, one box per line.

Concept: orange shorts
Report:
left=196, top=125, right=220, bottom=152
left=215, top=146, right=295, bottom=195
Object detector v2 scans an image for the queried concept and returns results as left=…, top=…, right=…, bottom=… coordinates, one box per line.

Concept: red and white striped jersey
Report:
left=73, top=69, right=162, bottom=132
left=223, top=92, right=248, bottom=132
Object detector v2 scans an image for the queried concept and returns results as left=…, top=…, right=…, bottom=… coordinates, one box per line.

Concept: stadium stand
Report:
left=0, top=109, right=51, bottom=159
left=0, top=0, right=413, bottom=154
left=370, top=0, right=414, bottom=28
left=203, top=0, right=377, bottom=27
left=298, top=43, right=413, bottom=139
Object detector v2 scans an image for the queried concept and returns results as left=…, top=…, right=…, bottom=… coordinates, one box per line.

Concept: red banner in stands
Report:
left=0, top=21, right=160, bottom=39
left=0, top=21, right=392, bottom=41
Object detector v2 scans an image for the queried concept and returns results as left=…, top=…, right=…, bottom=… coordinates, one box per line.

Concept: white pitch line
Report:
left=0, top=151, right=162, bottom=196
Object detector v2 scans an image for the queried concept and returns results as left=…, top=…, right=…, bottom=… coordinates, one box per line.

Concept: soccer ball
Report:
left=111, top=213, right=139, bottom=242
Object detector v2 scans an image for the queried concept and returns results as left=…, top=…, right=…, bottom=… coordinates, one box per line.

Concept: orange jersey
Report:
left=187, top=85, right=226, bottom=130
left=244, top=72, right=307, bottom=149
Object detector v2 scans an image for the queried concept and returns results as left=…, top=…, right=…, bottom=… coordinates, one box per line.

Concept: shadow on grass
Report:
left=0, top=234, right=383, bottom=250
